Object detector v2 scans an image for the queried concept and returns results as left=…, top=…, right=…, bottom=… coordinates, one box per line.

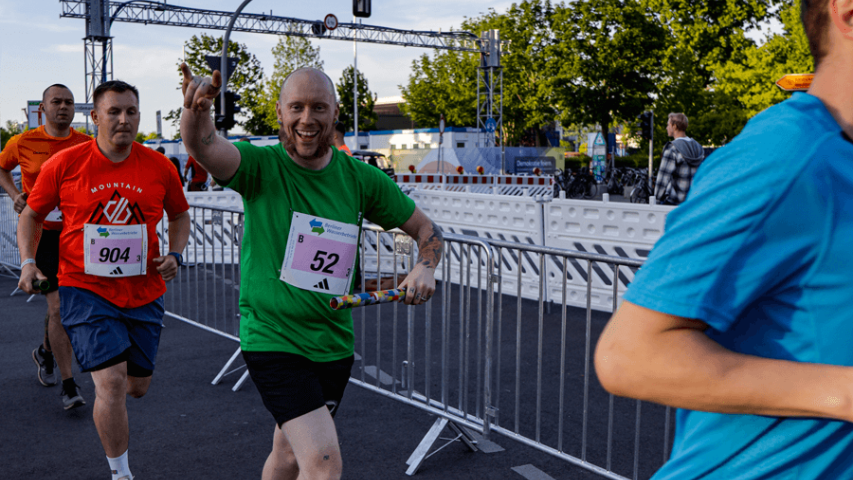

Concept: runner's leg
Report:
left=281, top=406, right=342, bottom=480
left=91, top=362, right=130, bottom=457
left=46, top=291, right=74, bottom=381
left=126, top=375, right=152, bottom=398
left=262, top=424, right=299, bottom=480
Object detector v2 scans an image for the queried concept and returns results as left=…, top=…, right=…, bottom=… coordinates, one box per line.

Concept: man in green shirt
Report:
left=179, top=64, right=443, bottom=480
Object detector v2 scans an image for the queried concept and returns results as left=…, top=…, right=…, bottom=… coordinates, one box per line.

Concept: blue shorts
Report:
left=59, top=287, right=164, bottom=376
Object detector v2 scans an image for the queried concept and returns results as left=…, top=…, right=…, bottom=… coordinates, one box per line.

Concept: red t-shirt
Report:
left=28, top=141, right=190, bottom=308
left=186, top=156, right=208, bottom=184
left=0, top=126, right=91, bottom=230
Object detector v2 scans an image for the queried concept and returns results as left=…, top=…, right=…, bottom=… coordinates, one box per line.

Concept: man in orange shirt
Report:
left=333, top=122, right=352, bottom=156
left=0, top=84, right=90, bottom=409
left=18, top=80, right=190, bottom=480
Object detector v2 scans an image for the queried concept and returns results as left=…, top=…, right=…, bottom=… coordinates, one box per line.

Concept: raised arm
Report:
left=397, top=207, right=443, bottom=306
left=179, top=63, right=241, bottom=182
left=594, top=301, right=853, bottom=421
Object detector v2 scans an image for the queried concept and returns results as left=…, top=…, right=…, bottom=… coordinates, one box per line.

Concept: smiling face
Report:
left=41, top=86, right=75, bottom=131
left=276, top=69, right=339, bottom=165
left=92, top=90, right=140, bottom=152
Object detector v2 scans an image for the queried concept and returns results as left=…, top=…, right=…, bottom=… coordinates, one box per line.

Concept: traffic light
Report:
left=353, top=0, right=371, bottom=18
left=637, top=111, right=654, bottom=141
left=215, top=91, right=241, bottom=131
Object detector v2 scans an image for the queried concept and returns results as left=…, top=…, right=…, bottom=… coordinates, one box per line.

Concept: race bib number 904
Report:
left=83, top=224, right=147, bottom=277
left=280, top=213, right=359, bottom=295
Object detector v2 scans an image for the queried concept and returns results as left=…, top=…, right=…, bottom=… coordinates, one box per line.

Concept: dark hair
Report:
left=801, top=0, right=830, bottom=66
left=335, top=122, right=346, bottom=135
left=93, top=80, right=139, bottom=108
left=42, top=84, right=72, bottom=103
left=155, top=147, right=166, bottom=154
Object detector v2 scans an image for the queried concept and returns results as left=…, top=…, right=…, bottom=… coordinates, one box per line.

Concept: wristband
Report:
left=167, top=252, right=184, bottom=267
left=21, top=258, right=36, bottom=267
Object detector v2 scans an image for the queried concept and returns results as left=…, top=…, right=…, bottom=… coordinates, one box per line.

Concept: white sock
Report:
left=107, top=450, right=132, bottom=480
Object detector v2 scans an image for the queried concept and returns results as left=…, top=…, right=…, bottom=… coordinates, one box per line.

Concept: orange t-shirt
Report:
left=338, top=144, right=352, bottom=156
left=27, top=141, right=190, bottom=308
left=0, top=126, right=91, bottom=230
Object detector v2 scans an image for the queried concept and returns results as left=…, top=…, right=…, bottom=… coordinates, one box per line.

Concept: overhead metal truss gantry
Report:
left=60, top=0, right=505, bottom=150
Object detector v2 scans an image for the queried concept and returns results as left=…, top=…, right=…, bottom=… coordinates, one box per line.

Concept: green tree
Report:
left=713, top=0, right=812, bottom=119
left=259, top=36, right=324, bottom=132
left=336, top=66, right=378, bottom=132
left=546, top=0, right=667, bottom=155
left=135, top=131, right=159, bottom=143
left=164, top=33, right=265, bottom=134
left=1, top=120, right=23, bottom=150
left=401, top=1, right=556, bottom=145
left=399, top=47, right=478, bottom=131
left=644, top=0, right=783, bottom=145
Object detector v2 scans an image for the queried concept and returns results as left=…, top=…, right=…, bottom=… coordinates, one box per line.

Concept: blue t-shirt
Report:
left=624, top=92, right=853, bottom=479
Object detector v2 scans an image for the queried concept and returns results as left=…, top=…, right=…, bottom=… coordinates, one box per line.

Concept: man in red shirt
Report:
left=18, top=80, right=190, bottom=480
left=0, top=84, right=90, bottom=408
left=183, top=155, right=208, bottom=191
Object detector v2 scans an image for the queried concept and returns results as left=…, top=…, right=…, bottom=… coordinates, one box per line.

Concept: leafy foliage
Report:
left=337, top=66, right=378, bottom=132
left=165, top=33, right=265, bottom=135
left=401, top=1, right=557, bottom=145
left=1, top=121, right=24, bottom=151
left=546, top=0, right=667, bottom=154
left=258, top=36, right=324, bottom=133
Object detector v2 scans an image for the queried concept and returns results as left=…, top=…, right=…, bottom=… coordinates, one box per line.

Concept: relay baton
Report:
left=32, top=279, right=50, bottom=292
left=329, top=288, right=407, bottom=310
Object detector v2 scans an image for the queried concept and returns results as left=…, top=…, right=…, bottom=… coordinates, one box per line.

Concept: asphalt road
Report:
left=0, top=269, right=670, bottom=480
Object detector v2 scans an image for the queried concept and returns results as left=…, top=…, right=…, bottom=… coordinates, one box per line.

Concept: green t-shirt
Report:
left=219, top=143, right=415, bottom=361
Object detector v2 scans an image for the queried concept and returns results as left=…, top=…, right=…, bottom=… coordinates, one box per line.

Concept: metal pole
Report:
left=220, top=0, right=253, bottom=138
left=353, top=18, right=360, bottom=146
left=648, top=112, right=654, bottom=190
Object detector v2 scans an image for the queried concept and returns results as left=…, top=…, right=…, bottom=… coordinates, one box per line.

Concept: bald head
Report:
left=279, top=68, right=337, bottom=104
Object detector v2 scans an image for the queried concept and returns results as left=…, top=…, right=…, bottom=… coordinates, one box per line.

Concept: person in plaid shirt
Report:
left=654, top=113, right=705, bottom=205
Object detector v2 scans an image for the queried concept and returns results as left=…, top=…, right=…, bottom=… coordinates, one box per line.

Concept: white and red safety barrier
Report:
left=395, top=174, right=553, bottom=186
left=495, top=176, right=554, bottom=186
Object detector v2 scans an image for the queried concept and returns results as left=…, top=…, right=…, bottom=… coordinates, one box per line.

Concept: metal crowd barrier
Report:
left=1, top=194, right=21, bottom=278
left=3, top=198, right=673, bottom=479
left=156, top=204, right=248, bottom=390
left=484, top=239, right=671, bottom=480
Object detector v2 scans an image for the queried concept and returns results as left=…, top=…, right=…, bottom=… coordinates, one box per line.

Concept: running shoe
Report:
left=32, top=346, right=58, bottom=386
left=59, top=382, right=86, bottom=410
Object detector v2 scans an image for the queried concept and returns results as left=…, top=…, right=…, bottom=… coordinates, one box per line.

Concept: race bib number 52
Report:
left=83, top=224, right=147, bottom=277
left=280, top=213, right=359, bottom=295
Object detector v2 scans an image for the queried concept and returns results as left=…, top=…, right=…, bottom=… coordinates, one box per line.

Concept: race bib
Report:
left=45, top=207, right=62, bottom=223
left=83, top=224, right=147, bottom=277
left=280, top=213, right=359, bottom=295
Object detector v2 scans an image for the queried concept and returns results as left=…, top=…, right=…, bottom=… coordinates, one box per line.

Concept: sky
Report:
left=0, top=0, right=513, bottom=139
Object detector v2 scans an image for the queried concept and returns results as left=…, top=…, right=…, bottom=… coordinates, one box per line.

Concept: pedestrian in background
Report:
left=653, top=113, right=704, bottom=205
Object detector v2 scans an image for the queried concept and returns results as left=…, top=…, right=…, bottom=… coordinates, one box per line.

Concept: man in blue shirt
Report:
left=595, top=1, right=853, bottom=478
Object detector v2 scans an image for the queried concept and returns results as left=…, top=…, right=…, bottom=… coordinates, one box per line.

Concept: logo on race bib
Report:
left=310, top=218, right=325, bottom=235
left=98, top=227, right=109, bottom=238
left=110, top=266, right=124, bottom=275
left=313, top=278, right=331, bottom=290
left=89, top=191, right=146, bottom=225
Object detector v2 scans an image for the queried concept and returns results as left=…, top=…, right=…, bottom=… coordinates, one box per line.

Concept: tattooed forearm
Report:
left=201, top=131, right=216, bottom=145
left=416, top=221, right=444, bottom=269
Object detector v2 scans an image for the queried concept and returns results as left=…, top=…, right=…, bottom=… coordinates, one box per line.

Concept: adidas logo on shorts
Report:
left=110, top=266, right=124, bottom=275
left=313, top=278, right=330, bottom=290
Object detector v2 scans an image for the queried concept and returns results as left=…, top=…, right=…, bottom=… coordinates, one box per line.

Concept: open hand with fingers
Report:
left=181, top=63, right=222, bottom=113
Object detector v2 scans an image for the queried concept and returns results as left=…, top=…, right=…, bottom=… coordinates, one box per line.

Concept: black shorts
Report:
left=243, top=351, right=354, bottom=427
left=35, top=229, right=60, bottom=294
